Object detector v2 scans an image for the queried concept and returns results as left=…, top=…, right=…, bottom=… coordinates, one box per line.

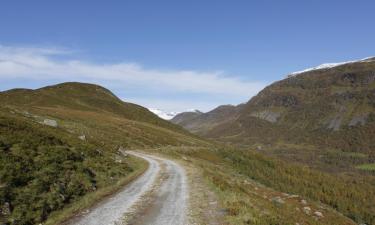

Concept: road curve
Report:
left=68, top=151, right=189, bottom=225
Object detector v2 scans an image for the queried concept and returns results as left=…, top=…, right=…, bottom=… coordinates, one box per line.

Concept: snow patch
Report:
left=288, top=56, right=375, bottom=77
left=149, top=108, right=200, bottom=120
left=148, top=108, right=179, bottom=120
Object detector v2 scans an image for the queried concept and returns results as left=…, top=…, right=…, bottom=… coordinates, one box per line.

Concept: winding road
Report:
left=68, top=151, right=189, bottom=225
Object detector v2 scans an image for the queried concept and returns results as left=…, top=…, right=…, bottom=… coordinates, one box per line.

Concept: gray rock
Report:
left=43, top=119, right=58, bottom=127
left=78, top=135, right=86, bottom=141
left=1, top=202, right=10, bottom=215
left=349, top=114, right=368, bottom=126
left=303, top=206, right=311, bottom=214
left=272, top=196, right=285, bottom=204
left=314, top=211, right=324, bottom=217
left=327, top=116, right=342, bottom=131
left=251, top=110, right=281, bottom=123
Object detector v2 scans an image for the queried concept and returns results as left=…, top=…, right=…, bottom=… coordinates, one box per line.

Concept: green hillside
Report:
left=0, top=82, right=207, bottom=225
left=0, top=110, right=147, bottom=225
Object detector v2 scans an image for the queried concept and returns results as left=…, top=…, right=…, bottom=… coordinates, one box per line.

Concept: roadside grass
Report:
left=143, top=146, right=358, bottom=225
left=46, top=156, right=148, bottom=225
left=356, top=163, right=375, bottom=171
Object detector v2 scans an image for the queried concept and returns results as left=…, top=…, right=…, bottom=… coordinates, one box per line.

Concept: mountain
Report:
left=171, top=105, right=244, bottom=134
left=148, top=108, right=179, bottom=120
left=175, top=57, right=375, bottom=172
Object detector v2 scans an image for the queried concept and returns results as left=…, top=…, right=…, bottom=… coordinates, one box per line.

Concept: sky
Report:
left=1, top=0, right=375, bottom=112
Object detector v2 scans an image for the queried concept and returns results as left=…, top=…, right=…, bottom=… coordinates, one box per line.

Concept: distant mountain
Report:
left=171, top=104, right=244, bottom=135
left=148, top=108, right=179, bottom=120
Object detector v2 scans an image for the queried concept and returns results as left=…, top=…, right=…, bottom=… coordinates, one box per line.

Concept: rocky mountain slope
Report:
left=173, top=58, right=375, bottom=172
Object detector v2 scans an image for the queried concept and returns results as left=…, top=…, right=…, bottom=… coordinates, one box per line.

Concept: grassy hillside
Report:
left=0, top=82, right=207, bottom=149
left=0, top=82, right=207, bottom=224
left=0, top=110, right=147, bottom=225
left=0, top=82, right=186, bottom=133
left=143, top=145, right=375, bottom=225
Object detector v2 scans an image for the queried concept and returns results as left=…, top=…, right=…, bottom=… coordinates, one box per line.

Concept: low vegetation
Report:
left=144, top=146, right=374, bottom=225
left=0, top=113, right=142, bottom=225
left=356, top=163, right=375, bottom=171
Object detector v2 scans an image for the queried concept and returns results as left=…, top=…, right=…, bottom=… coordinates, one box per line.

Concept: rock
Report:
left=1, top=202, right=10, bottom=215
left=301, top=199, right=307, bottom=205
left=288, top=194, right=299, bottom=199
left=118, top=146, right=128, bottom=157
left=303, top=206, right=311, bottom=214
left=314, top=211, right=324, bottom=217
left=272, top=196, right=285, bottom=204
left=43, top=119, right=58, bottom=127
left=349, top=114, right=368, bottom=126
left=251, top=110, right=281, bottom=123
left=78, top=135, right=86, bottom=141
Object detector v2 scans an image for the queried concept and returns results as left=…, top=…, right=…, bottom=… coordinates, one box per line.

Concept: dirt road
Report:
left=69, top=152, right=189, bottom=225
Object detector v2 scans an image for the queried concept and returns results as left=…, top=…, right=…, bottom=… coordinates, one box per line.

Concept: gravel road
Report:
left=68, top=152, right=189, bottom=225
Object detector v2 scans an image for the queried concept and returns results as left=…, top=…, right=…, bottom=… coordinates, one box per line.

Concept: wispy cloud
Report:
left=0, top=45, right=266, bottom=111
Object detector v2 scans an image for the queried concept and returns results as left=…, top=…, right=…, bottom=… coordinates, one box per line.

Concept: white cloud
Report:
left=0, top=45, right=266, bottom=111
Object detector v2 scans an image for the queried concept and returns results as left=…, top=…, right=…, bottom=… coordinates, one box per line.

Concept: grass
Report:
left=143, top=146, right=360, bottom=225
left=356, top=163, right=375, bottom=171
left=45, top=155, right=148, bottom=225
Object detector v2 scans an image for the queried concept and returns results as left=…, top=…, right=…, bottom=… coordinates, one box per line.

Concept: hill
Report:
left=0, top=82, right=206, bottom=149
left=0, top=82, right=207, bottom=224
left=171, top=105, right=244, bottom=135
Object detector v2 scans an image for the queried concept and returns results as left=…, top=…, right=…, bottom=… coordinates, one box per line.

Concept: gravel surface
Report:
left=131, top=155, right=189, bottom=225
left=68, top=152, right=189, bottom=225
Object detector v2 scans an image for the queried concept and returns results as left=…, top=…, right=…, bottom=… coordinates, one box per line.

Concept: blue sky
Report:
left=1, top=0, right=375, bottom=112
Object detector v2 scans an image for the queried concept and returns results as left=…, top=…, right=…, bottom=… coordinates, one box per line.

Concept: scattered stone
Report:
left=272, top=196, right=285, bottom=204
left=314, top=211, right=324, bottom=217
left=42, top=119, right=58, bottom=127
left=349, top=114, right=368, bottom=126
left=288, top=194, right=299, bottom=199
left=301, top=199, right=307, bottom=205
left=303, top=206, right=311, bottom=214
left=115, top=155, right=123, bottom=163
left=118, top=146, right=129, bottom=157
left=1, top=202, right=11, bottom=215
left=95, top=149, right=103, bottom=155
left=78, top=135, right=86, bottom=141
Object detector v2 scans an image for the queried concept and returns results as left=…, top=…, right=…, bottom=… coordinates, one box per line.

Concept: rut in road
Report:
left=67, top=152, right=189, bottom=225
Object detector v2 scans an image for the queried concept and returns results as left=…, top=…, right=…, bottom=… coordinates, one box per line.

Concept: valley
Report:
left=1, top=75, right=374, bottom=225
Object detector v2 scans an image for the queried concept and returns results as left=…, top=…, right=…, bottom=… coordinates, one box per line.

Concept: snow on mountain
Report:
left=148, top=108, right=180, bottom=120
left=149, top=108, right=200, bottom=120
left=288, top=56, right=375, bottom=77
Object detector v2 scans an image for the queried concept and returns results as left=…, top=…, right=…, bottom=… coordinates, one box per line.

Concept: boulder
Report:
left=43, top=119, right=58, bottom=127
